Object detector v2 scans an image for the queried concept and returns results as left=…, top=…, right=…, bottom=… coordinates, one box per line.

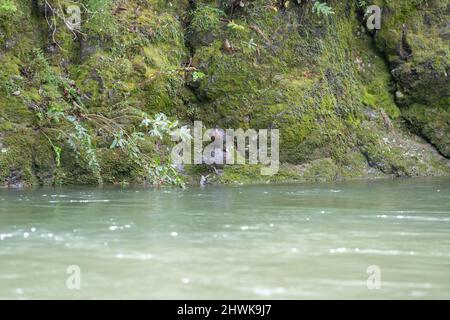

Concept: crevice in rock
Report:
left=180, top=0, right=211, bottom=110
left=356, top=8, right=448, bottom=161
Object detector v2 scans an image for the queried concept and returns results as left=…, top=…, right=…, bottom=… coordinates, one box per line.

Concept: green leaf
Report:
left=193, top=71, right=206, bottom=82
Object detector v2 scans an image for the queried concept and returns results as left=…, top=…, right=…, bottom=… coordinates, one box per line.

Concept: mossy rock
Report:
left=372, top=0, right=449, bottom=157
left=0, top=0, right=448, bottom=187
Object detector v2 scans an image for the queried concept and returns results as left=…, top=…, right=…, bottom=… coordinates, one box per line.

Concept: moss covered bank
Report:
left=0, top=0, right=448, bottom=187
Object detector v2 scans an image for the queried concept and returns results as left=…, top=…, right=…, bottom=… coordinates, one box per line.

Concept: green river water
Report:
left=0, top=178, right=449, bottom=299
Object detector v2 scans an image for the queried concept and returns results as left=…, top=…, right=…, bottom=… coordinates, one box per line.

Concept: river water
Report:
left=0, top=178, right=449, bottom=299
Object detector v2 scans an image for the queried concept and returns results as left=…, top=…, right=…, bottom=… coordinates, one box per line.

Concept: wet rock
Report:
left=364, top=107, right=379, bottom=121
left=395, top=91, right=405, bottom=100
left=191, top=32, right=216, bottom=47
left=3, top=37, right=17, bottom=51
left=80, top=38, right=101, bottom=61
left=7, top=169, right=24, bottom=189
left=367, top=167, right=382, bottom=175
left=200, top=175, right=209, bottom=186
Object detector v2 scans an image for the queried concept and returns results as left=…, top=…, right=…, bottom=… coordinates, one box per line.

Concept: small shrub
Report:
left=312, top=1, right=334, bottom=17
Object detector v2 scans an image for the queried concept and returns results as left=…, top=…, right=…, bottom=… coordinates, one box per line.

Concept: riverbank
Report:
left=1, top=1, right=448, bottom=188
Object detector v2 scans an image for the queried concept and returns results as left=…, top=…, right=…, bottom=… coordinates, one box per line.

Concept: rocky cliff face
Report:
left=0, top=0, right=448, bottom=187
left=374, top=0, right=449, bottom=159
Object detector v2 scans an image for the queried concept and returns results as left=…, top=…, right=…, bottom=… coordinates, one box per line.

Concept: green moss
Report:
left=0, top=129, right=39, bottom=186
left=189, top=5, right=225, bottom=45
left=96, top=148, right=143, bottom=184
left=0, top=0, right=448, bottom=187
left=56, top=149, right=100, bottom=185
left=302, top=158, right=340, bottom=182
left=220, top=164, right=266, bottom=184
left=402, top=104, right=450, bottom=157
